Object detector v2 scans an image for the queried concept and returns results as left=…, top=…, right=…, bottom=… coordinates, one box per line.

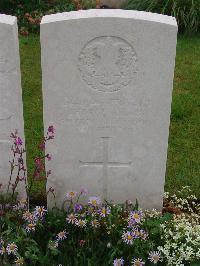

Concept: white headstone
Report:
left=0, top=14, right=26, bottom=198
left=41, top=10, right=177, bottom=210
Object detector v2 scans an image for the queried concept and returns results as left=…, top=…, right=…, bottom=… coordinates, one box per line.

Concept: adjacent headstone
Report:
left=0, top=14, right=26, bottom=198
left=41, top=10, right=177, bottom=210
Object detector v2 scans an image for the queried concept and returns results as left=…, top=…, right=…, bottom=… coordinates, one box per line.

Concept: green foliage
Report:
left=166, top=35, right=200, bottom=197
left=125, top=0, right=200, bottom=33
left=1, top=0, right=199, bottom=34
left=0, top=0, right=76, bottom=33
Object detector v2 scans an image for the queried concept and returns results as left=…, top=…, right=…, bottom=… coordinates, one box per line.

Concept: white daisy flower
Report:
left=66, top=213, right=78, bottom=224
left=22, top=211, right=36, bottom=223
left=15, top=257, right=25, bottom=265
left=56, top=230, right=68, bottom=241
left=0, top=245, right=5, bottom=255
left=6, top=243, right=18, bottom=255
left=91, top=219, right=100, bottom=228
left=75, top=219, right=87, bottom=228
left=122, top=231, right=134, bottom=245
left=132, top=258, right=145, bottom=266
left=66, top=191, right=78, bottom=199
left=25, top=223, right=36, bottom=233
left=148, top=251, right=162, bottom=264
left=34, top=206, right=47, bottom=218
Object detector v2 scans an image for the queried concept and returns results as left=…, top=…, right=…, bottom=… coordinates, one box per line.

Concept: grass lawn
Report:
left=19, top=34, right=200, bottom=198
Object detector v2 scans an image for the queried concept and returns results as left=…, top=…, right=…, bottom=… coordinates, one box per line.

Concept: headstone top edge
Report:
left=41, top=9, right=177, bottom=28
left=0, top=14, right=16, bottom=25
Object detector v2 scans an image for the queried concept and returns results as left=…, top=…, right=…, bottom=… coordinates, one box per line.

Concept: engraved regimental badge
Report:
left=78, top=36, right=137, bottom=92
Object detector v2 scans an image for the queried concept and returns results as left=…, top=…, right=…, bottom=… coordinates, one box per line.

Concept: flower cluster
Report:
left=114, top=251, right=162, bottom=266
left=0, top=240, right=24, bottom=265
left=6, top=130, right=27, bottom=197
left=158, top=213, right=200, bottom=265
left=1, top=128, right=199, bottom=265
left=33, top=125, right=55, bottom=182
left=22, top=206, right=47, bottom=233
left=122, top=210, right=148, bottom=246
left=164, top=186, right=200, bottom=214
left=13, top=198, right=28, bottom=211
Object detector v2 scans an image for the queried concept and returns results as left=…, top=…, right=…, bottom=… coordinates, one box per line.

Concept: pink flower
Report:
left=39, top=142, right=45, bottom=151
left=46, top=154, right=52, bottom=161
left=34, top=171, right=40, bottom=180
left=79, top=240, right=86, bottom=247
left=35, top=158, right=42, bottom=166
left=48, top=125, right=55, bottom=134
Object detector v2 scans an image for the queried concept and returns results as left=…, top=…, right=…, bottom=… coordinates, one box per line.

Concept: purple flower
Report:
left=14, top=137, right=23, bottom=146
left=128, top=210, right=143, bottom=225
left=80, top=187, right=88, bottom=196
left=66, top=191, right=78, bottom=199
left=132, top=229, right=140, bottom=239
left=113, top=258, right=125, bottom=266
left=88, top=196, right=101, bottom=207
left=74, top=203, right=83, bottom=213
left=139, top=229, right=148, bottom=240
left=98, top=206, right=111, bottom=217
left=122, top=231, right=134, bottom=245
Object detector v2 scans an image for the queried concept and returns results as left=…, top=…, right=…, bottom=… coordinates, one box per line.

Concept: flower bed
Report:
left=0, top=130, right=199, bottom=265
left=1, top=187, right=200, bottom=265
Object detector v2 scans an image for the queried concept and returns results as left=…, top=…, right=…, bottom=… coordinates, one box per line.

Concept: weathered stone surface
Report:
left=41, top=9, right=177, bottom=210
left=0, top=14, right=26, bottom=197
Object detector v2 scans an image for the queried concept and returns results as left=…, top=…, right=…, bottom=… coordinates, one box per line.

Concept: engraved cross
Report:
left=79, top=137, right=132, bottom=198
